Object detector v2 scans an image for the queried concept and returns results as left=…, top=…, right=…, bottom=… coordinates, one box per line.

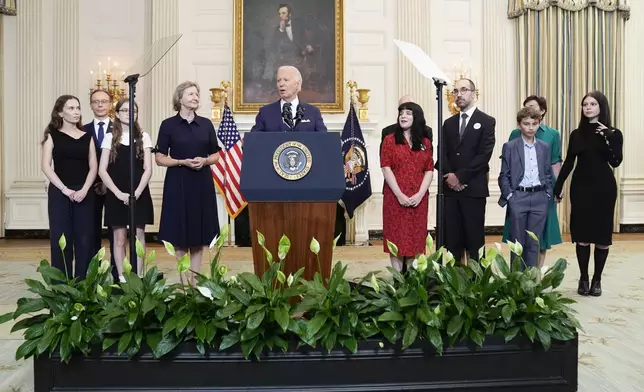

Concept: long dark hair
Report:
left=42, top=95, right=84, bottom=145
left=110, top=98, right=143, bottom=162
left=579, top=90, right=612, bottom=129
left=394, top=101, right=427, bottom=151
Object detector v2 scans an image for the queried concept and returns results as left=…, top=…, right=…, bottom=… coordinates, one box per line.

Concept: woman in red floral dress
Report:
left=381, top=102, right=434, bottom=272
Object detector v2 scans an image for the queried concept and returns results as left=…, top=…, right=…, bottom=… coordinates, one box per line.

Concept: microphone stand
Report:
left=124, top=73, right=139, bottom=275
left=433, top=77, right=447, bottom=251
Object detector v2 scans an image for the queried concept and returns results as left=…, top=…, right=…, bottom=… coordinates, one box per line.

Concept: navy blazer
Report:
left=498, top=137, right=553, bottom=207
left=84, top=120, right=113, bottom=153
left=250, top=100, right=327, bottom=132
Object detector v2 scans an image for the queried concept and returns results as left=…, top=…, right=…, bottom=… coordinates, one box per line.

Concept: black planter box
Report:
left=34, top=335, right=578, bottom=391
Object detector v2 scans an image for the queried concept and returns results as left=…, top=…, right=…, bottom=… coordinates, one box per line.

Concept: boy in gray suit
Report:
left=498, top=107, right=553, bottom=268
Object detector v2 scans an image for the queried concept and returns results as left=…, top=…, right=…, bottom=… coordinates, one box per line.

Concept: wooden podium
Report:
left=240, top=132, right=345, bottom=281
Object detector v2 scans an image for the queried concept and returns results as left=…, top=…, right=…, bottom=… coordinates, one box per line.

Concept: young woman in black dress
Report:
left=41, top=95, right=98, bottom=279
left=554, top=91, right=623, bottom=297
left=98, top=98, right=154, bottom=282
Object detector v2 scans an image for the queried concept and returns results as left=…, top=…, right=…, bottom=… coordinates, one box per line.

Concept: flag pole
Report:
left=433, top=77, right=447, bottom=251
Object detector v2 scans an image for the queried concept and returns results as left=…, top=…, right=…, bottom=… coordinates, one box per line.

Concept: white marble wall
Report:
left=621, top=0, right=644, bottom=225
left=2, top=0, right=643, bottom=234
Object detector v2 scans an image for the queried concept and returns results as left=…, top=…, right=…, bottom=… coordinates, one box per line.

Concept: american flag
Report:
left=211, top=105, right=247, bottom=218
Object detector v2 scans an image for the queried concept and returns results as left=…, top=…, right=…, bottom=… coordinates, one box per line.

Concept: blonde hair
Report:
left=172, top=81, right=200, bottom=111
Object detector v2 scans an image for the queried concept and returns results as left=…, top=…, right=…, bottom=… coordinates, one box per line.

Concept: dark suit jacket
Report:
left=435, top=108, right=496, bottom=198
left=498, top=137, right=553, bottom=207
left=250, top=100, right=327, bottom=132
left=84, top=120, right=113, bottom=184
left=379, top=123, right=433, bottom=156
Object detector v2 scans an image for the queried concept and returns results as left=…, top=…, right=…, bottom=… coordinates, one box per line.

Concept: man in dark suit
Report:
left=84, top=89, right=117, bottom=278
left=250, top=65, right=327, bottom=132
left=436, top=78, right=496, bottom=262
left=379, top=95, right=433, bottom=156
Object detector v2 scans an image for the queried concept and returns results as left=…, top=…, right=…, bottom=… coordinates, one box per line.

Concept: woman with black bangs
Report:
left=381, top=102, right=434, bottom=272
left=554, top=90, right=623, bottom=297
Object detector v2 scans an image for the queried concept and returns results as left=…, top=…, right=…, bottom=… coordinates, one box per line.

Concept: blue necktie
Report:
left=97, top=121, right=105, bottom=147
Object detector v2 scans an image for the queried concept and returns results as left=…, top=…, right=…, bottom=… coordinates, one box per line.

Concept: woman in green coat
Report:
left=502, top=95, right=563, bottom=267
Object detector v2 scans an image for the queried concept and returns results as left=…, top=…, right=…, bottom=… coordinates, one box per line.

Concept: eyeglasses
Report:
left=91, top=99, right=110, bottom=105
left=451, top=88, right=474, bottom=96
left=118, top=109, right=138, bottom=114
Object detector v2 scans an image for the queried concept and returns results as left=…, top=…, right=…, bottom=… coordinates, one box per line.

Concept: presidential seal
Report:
left=273, top=141, right=313, bottom=180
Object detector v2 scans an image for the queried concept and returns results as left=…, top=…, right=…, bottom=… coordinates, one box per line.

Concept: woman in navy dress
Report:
left=155, top=81, right=221, bottom=284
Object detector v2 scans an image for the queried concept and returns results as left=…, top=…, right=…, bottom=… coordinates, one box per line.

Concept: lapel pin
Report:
left=473, top=122, right=481, bottom=130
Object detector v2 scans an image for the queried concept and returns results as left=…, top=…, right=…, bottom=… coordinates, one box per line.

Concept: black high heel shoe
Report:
left=577, top=279, right=590, bottom=296
left=589, top=279, right=602, bottom=297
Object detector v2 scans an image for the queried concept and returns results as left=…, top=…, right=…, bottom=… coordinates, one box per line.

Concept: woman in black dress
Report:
left=98, top=98, right=154, bottom=282
left=41, top=95, right=98, bottom=279
left=155, top=81, right=221, bottom=285
left=554, top=91, right=623, bottom=297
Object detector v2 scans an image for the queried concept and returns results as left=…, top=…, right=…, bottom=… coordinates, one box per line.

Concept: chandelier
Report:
left=89, top=57, right=127, bottom=118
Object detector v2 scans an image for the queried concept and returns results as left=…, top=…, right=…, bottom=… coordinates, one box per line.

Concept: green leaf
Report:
left=70, top=319, right=82, bottom=345
left=118, top=332, right=132, bottom=354
left=416, top=307, right=431, bottom=325
left=142, top=295, right=157, bottom=316
left=306, top=314, right=329, bottom=339
left=427, top=327, right=443, bottom=353
left=229, top=287, right=251, bottom=306
left=246, top=310, right=266, bottom=331
left=469, top=329, right=485, bottom=347
left=241, top=336, right=259, bottom=359
left=274, top=306, right=290, bottom=332
left=402, top=323, right=418, bottom=349
left=536, top=327, right=552, bottom=350
left=343, top=338, right=358, bottom=353
left=239, top=273, right=265, bottom=295
left=447, top=315, right=464, bottom=337
left=524, top=322, right=537, bottom=342
left=398, top=295, right=418, bottom=307
left=502, top=304, right=513, bottom=324
left=162, top=240, right=176, bottom=256
left=219, top=331, right=240, bottom=351
left=15, top=339, right=39, bottom=360
left=103, top=337, right=118, bottom=350
left=153, top=333, right=181, bottom=358
left=36, top=327, right=57, bottom=355
left=505, top=327, right=520, bottom=342
left=536, top=318, right=552, bottom=331
left=378, top=311, right=404, bottom=322
left=13, top=298, right=47, bottom=319
left=136, top=238, right=145, bottom=260
left=0, top=311, right=14, bottom=324
left=59, top=333, right=71, bottom=362
left=155, top=304, right=167, bottom=323
left=195, top=322, right=207, bottom=342
left=217, top=302, right=243, bottom=318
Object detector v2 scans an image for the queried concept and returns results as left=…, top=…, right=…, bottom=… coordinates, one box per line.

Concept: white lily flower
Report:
left=197, top=286, right=214, bottom=300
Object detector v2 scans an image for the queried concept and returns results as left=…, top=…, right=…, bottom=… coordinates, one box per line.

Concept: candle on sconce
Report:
left=90, top=70, right=94, bottom=85
left=108, top=57, right=111, bottom=74
left=98, top=61, right=102, bottom=78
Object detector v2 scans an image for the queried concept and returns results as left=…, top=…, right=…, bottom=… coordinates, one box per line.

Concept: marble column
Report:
left=145, top=0, right=179, bottom=183
left=52, top=0, right=79, bottom=97
left=481, top=0, right=516, bottom=178
left=396, top=0, right=432, bottom=112
left=144, top=0, right=180, bottom=232
left=624, top=0, right=644, bottom=180
left=16, top=0, right=44, bottom=183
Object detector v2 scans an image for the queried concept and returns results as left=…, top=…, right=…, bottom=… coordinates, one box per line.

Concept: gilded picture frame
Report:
left=233, top=0, right=344, bottom=113
left=0, top=0, right=17, bottom=15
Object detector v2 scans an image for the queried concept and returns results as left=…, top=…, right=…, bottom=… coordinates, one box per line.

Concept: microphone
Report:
left=282, top=102, right=294, bottom=130
left=294, top=104, right=304, bottom=130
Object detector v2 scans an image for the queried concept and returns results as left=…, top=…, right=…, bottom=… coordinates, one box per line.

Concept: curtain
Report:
left=0, top=0, right=17, bottom=16
left=508, top=0, right=629, bottom=233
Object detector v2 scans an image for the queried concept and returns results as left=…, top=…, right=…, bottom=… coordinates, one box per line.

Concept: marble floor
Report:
left=1, top=236, right=643, bottom=391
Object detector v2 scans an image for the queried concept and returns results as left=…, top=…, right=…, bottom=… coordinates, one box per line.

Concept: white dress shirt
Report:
left=280, top=97, right=299, bottom=120
left=93, top=118, right=111, bottom=135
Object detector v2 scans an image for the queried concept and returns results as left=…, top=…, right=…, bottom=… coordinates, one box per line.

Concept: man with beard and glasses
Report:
left=436, top=78, right=496, bottom=263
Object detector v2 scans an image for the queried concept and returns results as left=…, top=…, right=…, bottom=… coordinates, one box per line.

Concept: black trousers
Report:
left=48, top=186, right=96, bottom=279
left=93, top=192, right=118, bottom=278
left=444, top=196, right=486, bottom=261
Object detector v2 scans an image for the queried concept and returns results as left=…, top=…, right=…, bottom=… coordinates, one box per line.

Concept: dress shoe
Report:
left=577, top=279, right=589, bottom=296
left=589, top=279, right=602, bottom=297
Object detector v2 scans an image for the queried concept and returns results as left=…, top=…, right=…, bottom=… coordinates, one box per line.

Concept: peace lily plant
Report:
left=0, top=226, right=581, bottom=362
